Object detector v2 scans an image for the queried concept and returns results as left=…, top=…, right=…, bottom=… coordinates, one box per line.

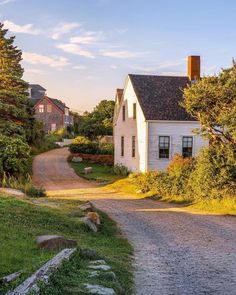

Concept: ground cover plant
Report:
left=0, top=194, right=133, bottom=294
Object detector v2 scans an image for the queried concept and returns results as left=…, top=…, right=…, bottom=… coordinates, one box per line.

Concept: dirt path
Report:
left=33, top=148, right=236, bottom=295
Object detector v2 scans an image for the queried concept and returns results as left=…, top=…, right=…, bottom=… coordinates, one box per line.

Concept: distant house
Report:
left=113, top=56, right=208, bottom=172
left=29, top=84, right=73, bottom=133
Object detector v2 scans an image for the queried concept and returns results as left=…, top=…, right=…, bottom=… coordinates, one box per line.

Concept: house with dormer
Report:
left=113, top=56, right=208, bottom=172
left=29, top=84, right=73, bottom=133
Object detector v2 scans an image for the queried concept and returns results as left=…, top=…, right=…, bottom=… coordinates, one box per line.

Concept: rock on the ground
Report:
left=89, top=271, right=99, bottom=278
left=86, top=212, right=101, bottom=225
left=84, top=284, right=116, bottom=295
left=84, top=167, right=93, bottom=174
left=1, top=188, right=25, bottom=196
left=1, top=271, right=22, bottom=283
left=8, top=248, right=76, bottom=295
left=72, top=156, right=83, bottom=163
left=79, top=201, right=93, bottom=212
left=98, top=271, right=117, bottom=282
left=80, top=248, right=99, bottom=260
left=36, top=235, right=77, bottom=250
left=89, top=260, right=106, bottom=265
left=81, top=217, right=98, bottom=232
left=89, top=264, right=111, bottom=271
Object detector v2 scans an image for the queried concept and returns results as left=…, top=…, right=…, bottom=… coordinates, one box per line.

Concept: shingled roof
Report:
left=129, top=74, right=196, bottom=121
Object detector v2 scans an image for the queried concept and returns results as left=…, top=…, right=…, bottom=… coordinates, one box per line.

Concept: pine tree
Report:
left=0, top=22, right=35, bottom=140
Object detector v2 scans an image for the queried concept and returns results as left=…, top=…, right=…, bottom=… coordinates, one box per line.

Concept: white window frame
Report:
left=157, top=135, right=172, bottom=160
left=47, top=104, right=52, bottom=113
left=39, top=105, right=44, bottom=113
left=181, top=135, right=195, bottom=157
left=51, top=123, right=56, bottom=132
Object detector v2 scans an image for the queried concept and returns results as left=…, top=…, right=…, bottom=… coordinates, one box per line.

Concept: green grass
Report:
left=70, top=161, right=124, bottom=183
left=0, top=194, right=133, bottom=294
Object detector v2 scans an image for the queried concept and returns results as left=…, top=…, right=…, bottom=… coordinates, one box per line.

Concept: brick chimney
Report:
left=188, top=56, right=200, bottom=81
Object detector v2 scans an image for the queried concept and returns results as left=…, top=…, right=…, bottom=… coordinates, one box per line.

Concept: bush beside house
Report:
left=69, top=136, right=114, bottom=165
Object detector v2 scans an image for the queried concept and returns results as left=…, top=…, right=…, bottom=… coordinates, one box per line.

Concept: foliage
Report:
left=187, top=145, right=236, bottom=198
left=69, top=136, right=114, bottom=155
left=0, top=195, right=133, bottom=294
left=183, top=63, right=236, bottom=148
left=75, top=100, right=115, bottom=139
left=1, top=173, right=46, bottom=197
left=0, top=135, right=31, bottom=178
left=113, top=164, right=129, bottom=176
left=0, top=23, right=36, bottom=141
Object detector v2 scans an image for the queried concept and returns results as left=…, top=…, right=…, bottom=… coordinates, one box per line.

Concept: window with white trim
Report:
left=182, top=136, right=193, bottom=158
left=133, top=103, right=136, bottom=119
left=159, top=136, right=170, bottom=159
left=39, top=105, right=44, bottom=113
left=51, top=123, right=56, bottom=132
left=47, top=104, right=52, bottom=113
left=122, top=105, right=125, bottom=121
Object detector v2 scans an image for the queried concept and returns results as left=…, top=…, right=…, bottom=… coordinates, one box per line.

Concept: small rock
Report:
left=86, top=212, right=101, bottom=225
left=80, top=248, right=99, bottom=260
left=89, top=264, right=111, bottom=271
left=1, top=271, right=22, bottom=283
left=1, top=188, right=25, bottom=196
left=89, top=271, right=99, bottom=278
left=81, top=217, right=98, bottom=232
left=72, top=156, right=83, bottom=163
left=79, top=201, right=93, bottom=212
left=36, top=235, right=77, bottom=250
left=89, top=260, right=106, bottom=265
left=84, top=284, right=116, bottom=295
left=84, top=167, right=93, bottom=174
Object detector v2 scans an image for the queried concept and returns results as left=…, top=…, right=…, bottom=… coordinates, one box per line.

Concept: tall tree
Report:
left=183, top=63, right=236, bottom=148
left=0, top=23, right=35, bottom=140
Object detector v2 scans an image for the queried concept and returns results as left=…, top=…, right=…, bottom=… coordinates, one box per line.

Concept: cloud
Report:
left=101, top=50, right=140, bottom=59
left=25, top=68, right=44, bottom=75
left=73, top=65, right=87, bottom=70
left=3, top=20, right=41, bottom=35
left=57, top=43, right=95, bottom=59
left=22, top=52, right=70, bottom=68
left=70, top=31, right=103, bottom=45
left=51, top=22, right=81, bottom=40
left=0, top=0, right=15, bottom=5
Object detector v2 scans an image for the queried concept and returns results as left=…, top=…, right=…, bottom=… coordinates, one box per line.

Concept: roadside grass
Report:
left=108, top=177, right=236, bottom=216
left=0, top=194, right=133, bottom=294
left=70, top=161, right=124, bottom=183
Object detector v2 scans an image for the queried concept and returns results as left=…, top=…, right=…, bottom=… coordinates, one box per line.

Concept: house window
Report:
left=121, top=136, right=124, bottom=156
left=159, top=136, right=170, bottom=159
left=47, top=104, right=52, bottom=113
left=133, top=103, right=136, bottom=119
left=132, top=136, right=135, bottom=157
left=51, top=123, right=56, bottom=132
left=39, top=105, right=44, bottom=113
left=182, top=136, right=193, bottom=158
left=122, top=105, right=125, bottom=121
left=65, top=108, right=69, bottom=116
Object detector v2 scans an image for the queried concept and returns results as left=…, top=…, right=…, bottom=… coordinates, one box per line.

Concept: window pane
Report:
left=132, top=136, right=135, bottom=157
left=121, top=136, right=124, bottom=156
left=133, top=103, right=136, bottom=119
left=159, top=136, right=170, bottom=159
left=122, top=106, right=125, bottom=121
left=182, top=136, right=193, bottom=157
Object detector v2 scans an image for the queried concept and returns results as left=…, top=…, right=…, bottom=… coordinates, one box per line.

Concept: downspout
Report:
left=145, top=121, right=149, bottom=172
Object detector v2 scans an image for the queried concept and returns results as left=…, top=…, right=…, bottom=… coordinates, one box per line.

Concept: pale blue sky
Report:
left=1, top=0, right=236, bottom=111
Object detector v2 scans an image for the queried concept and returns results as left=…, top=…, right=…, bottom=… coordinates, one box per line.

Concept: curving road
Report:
left=33, top=148, right=236, bottom=295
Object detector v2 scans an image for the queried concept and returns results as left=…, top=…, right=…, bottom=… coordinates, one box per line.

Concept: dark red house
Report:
left=29, top=84, right=73, bottom=133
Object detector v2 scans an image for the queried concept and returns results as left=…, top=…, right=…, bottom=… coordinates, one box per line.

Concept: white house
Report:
left=113, top=56, right=208, bottom=172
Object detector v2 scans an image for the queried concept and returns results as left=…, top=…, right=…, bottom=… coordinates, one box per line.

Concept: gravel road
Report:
left=33, top=148, right=236, bottom=295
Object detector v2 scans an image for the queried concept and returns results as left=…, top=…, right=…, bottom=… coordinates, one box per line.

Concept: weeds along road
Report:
left=34, top=148, right=236, bottom=295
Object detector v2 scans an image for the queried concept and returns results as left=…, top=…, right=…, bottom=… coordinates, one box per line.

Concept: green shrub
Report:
left=113, top=164, right=129, bottom=176
left=0, top=135, right=31, bottom=178
left=98, top=143, right=114, bottom=155
left=2, top=173, right=46, bottom=198
left=187, top=146, right=236, bottom=198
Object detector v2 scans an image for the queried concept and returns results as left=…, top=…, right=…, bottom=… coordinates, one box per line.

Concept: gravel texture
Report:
left=33, top=148, right=236, bottom=295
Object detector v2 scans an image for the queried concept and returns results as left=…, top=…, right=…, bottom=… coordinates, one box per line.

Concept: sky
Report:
left=0, top=0, right=236, bottom=112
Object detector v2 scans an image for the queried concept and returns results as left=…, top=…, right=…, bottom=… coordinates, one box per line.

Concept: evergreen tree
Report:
left=0, top=22, right=35, bottom=140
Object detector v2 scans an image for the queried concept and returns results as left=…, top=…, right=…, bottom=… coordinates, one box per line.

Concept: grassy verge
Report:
left=70, top=161, right=124, bottom=183
left=0, top=194, right=133, bottom=294
left=109, top=178, right=236, bottom=216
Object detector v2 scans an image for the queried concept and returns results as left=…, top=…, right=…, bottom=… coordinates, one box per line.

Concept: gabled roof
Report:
left=29, top=84, right=46, bottom=91
left=129, top=74, right=196, bottom=121
left=49, top=97, right=67, bottom=111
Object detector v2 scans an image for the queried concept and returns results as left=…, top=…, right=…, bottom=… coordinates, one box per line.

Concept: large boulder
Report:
left=36, top=235, right=77, bottom=250
left=72, top=156, right=83, bottom=163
